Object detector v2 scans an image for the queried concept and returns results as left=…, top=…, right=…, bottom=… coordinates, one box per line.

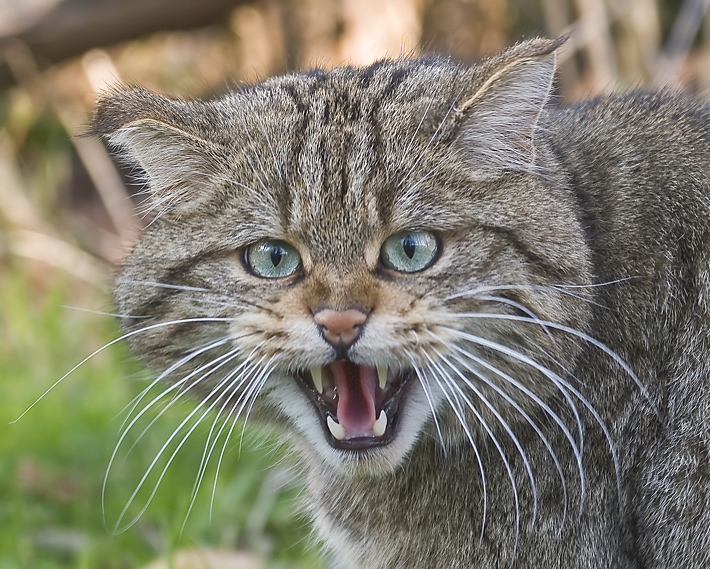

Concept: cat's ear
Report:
left=455, top=37, right=564, bottom=179
left=91, top=87, right=224, bottom=213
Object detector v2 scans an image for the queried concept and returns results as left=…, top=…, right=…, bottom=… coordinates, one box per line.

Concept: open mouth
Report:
left=295, top=362, right=413, bottom=450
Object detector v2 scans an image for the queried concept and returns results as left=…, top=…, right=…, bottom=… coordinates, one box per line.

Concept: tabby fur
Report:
left=92, top=37, right=710, bottom=568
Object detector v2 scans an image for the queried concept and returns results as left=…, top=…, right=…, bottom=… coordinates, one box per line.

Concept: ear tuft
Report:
left=455, top=37, right=563, bottom=179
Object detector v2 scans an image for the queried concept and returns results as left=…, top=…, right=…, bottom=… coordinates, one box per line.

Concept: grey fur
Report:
left=93, top=37, right=710, bottom=568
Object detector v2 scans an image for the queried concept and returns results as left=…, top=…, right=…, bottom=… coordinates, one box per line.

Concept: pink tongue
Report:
left=331, top=361, right=377, bottom=437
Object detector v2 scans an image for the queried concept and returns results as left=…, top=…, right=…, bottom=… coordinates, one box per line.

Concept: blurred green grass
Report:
left=0, top=267, right=325, bottom=569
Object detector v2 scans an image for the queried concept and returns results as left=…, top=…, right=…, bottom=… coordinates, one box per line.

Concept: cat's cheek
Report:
left=263, top=376, right=435, bottom=474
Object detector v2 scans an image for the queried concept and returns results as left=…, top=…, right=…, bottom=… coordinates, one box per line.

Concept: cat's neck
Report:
left=301, top=431, right=606, bottom=568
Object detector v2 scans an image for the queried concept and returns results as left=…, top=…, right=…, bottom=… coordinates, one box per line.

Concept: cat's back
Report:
left=546, top=93, right=710, bottom=278
left=548, top=91, right=710, bottom=200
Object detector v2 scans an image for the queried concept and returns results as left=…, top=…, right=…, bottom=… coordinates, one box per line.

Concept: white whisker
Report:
left=180, top=356, right=274, bottom=534
left=476, top=294, right=553, bottom=341
left=400, top=87, right=466, bottom=183
left=443, top=283, right=595, bottom=307
left=399, top=160, right=449, bottom=201
left=448, top=312, right=658, bottom=417
left=112, top=353, right=269, bottom=533
left=61, top=305, right=152, bottom=319
left=399, top=89, right=438, bottom=168
left=103, top=346, right=244, bottom=521
left=12, top=317, right=234, bottom=424
left=239, top=362, right=276, bottom=453
left=119, top=347, right=243, bottom=460
left=442, top=326, right=623, bottom=510
left=442, top=280, right=640, bottom=311
left=411, top=365, right=447, bottom=455
left=554, top=277, right=639, bottom=289
left=116, top=337, right=231, bottom=431
left=522, top=338, right=586, bottom=455
left=184, top=296, right=249, bottom=310
left=431, top=348, right=539, bottom=525
left=420, top=363, right=490, bottom=544
left=115, top=279, right=213, bottom=293
left=236, top=111, right=271, bottom=194
left=210, top=359, right=277, bottom=522
left=105, top=339, right=268, bottom=526
left=443, top=342, right=583, bottom=521
left=423, top=354, right=519, bottom=556
left=253, top=110, right=284, bottom=183
left=452, top=298, right=585, bottom=449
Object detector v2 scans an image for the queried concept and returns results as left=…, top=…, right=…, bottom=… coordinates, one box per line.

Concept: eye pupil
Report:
left=402, top=235, right=416, bottom=259
left=246, top=239, right=302, bottom=279
left=380, top=230, right=439, bottom=273
left=270, top=247, right=283, bottom=267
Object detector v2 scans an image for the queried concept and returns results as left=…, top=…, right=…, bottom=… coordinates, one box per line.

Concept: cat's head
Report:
left=95, top=37, right=593, bottom=475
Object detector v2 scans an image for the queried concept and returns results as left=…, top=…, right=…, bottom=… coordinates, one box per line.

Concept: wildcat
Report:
left=91, top=37, right=710, bottom=568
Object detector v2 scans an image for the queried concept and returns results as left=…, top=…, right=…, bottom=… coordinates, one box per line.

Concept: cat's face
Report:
left=101, top=38, right=593, bottom=475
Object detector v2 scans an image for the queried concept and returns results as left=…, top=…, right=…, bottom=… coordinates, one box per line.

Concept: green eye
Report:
left=245, top=240, right=302, bottom=279
left=380, top=230, right=439, bottom=273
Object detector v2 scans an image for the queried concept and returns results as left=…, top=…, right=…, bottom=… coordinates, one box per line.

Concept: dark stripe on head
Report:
left=365, top=66, right=411, bottom=207
left=481, top=225, right=571, bottom=282
left=280, top=83, right=311, bottom=228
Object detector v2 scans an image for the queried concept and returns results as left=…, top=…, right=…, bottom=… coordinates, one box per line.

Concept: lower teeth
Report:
left=327, top=416, right=346, bottom=440
left=373, top=410, right=388, bottom=437
left=326, top=411, right=389, bottom=441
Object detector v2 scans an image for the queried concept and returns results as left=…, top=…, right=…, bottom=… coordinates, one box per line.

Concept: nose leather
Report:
left=314, top=308, right=368, bottom=350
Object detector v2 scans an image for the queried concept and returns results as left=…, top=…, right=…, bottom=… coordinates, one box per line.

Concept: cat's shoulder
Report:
left=552, top=90, right=710, bottom=140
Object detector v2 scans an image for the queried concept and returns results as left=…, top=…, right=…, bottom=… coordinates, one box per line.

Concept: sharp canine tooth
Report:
left=373, top=410, right=388, bottom=437
left=311, top=367, right=323, bottom=393
left=377, top=365, right=388, bottom=389
left=327, top=416, right=346, bottom=440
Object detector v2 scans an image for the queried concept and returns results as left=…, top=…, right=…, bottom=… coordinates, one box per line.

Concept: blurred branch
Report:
left=4, top=42, right=140, bottom=264
left=9, top=228, right=106, bottom=283
left=0, top=0, right=252, bottom=90
left=0, top=133, right=51, bottom=234
left=0, top=133, right=106, bottom=283
left=571, top=0, right=617, bottom=89
left=654, top=0, right=710, bottom=85
left=609, top=0, right=661, bottom=80
left=541, top=0, right=580, bottom=92
left=56, top=106, right=141, bottom=250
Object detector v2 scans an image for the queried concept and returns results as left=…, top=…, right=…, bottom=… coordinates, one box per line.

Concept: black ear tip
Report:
left=89, top=93, right=121, bottom=135
left=90, top=88, right=133, bottom=135
left=512, top=35, right=568, bottom=60
left=548, top=35, right=569, bottom=52
left=554, top=33, right=570, bottom=47
left=89, top=87, right=164, bottom=136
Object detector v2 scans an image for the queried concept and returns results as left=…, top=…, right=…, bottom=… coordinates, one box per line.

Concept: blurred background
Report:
left=1, top=0, right=709, bottom=567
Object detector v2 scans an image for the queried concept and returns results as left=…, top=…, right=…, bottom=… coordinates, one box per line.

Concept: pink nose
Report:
left=314, top=308, right=368, bottom=350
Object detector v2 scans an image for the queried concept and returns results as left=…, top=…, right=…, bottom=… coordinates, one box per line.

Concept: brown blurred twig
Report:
left=141, top=550, right=263, bottom=569
left=1, top=40, right=138, bottom=278
left=0, top=0, right=251, bottom=90
left=655, top=0, right=710, bottom=85
left=571, top=0, right=618, bottom=90
left=0, top=131, right=105, bottom=282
